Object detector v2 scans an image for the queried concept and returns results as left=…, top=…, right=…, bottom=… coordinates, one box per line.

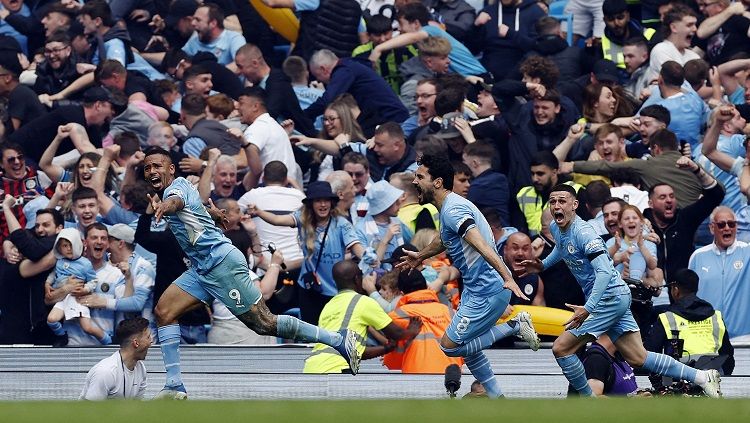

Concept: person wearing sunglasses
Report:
left=688, top=206, right=750, bottom=341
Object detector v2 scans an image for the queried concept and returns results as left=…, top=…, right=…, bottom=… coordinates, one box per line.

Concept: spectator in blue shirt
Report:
left=182, top=4, right=246, bottom=67
left=689, top=206, right=750, bottom=341
left=639, top=61, right=710, bottom=152
left=369, top=3, right=487, bottom=78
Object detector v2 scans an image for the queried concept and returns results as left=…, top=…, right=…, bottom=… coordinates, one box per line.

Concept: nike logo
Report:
left=702, top=266, right=710, bottom=272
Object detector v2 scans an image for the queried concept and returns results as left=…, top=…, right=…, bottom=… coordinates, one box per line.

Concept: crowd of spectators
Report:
left=0, top=0, right=747, bottom=378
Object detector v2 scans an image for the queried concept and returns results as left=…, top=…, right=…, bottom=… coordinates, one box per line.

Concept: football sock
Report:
left=276, top=314, right=342, bottom=347
left=158, top=324, right=184, bottom=389
left=557, top=354, right=594, bottom=396
left=441, top=322, right=519, bottom=357
left=642, top=351, right=698, bottom=383
left=465, top=352, right=502, bottom=398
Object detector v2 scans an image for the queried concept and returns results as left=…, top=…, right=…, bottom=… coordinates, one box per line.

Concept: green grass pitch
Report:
left=2, top=398, right=749, bottom=423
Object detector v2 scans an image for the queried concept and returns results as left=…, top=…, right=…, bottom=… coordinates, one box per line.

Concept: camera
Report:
left=301, top=272, right=321, bottom=291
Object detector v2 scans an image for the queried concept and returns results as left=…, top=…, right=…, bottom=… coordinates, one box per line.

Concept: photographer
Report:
left=645, top=268, right=735, bottom=385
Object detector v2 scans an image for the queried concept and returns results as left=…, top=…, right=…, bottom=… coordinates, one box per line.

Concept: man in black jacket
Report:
left=0, top=207, right=63, bottom=344
left=643, top=167, right=724, bottom=283
left=235, top=43, right=317, bottom=137
left=645, top=268, right=734, bottom=378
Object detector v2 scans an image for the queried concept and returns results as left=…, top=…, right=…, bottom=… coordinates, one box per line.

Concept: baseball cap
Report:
left=166, top=0, right=199, bottom=27
left=366, top=180, right=404, bottom=215
left=382, top=243, right=417, bottom=264
left=433, top=112, right=462, bottom=139
left=83, top=86, right=127, bottom=107
left=108, top=224, right=135, bottom=244
left=602, top=0, right=628, bottom=17
left=593, top=59, right=620, bottom=84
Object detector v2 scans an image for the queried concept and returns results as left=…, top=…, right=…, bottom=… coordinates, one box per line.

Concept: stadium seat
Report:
left=548, top=0, right=574, bottom=46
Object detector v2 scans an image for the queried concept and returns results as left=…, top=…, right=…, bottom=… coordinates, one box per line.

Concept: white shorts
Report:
left=565, top=0, right=605, bottom=38
left=53, top=294, right=92, bottom=320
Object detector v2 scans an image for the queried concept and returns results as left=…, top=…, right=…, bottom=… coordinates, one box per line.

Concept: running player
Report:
left=143, top=147, right=359, bottom=399
left=520, top=184, right=721, bottom=397
left=397, top=154, right=540, bottom=398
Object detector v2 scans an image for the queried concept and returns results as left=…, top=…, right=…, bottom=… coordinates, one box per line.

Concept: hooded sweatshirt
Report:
left=645, top=294, right=734, bottom=375
left=478, top=0, right=546, bottom=79
left=51, top=228, right=97, bottom=289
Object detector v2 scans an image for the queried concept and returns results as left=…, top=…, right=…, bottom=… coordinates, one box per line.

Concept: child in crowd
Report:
left=46, top=228, right=110, bottom=346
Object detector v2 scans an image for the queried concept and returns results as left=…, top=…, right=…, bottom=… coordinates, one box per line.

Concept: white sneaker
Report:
left=333, top=329, right=361, bottom=375
left=154, top=388, right=188, bottom=400
left=514, top=311, right=540, bottom=351
left=700, top=369, right=722, bottom=398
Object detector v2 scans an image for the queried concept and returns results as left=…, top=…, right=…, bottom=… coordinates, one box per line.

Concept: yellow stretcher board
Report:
left=498, top=305, right=573, bottom=337
left=249, top=0, right=299, bottom=43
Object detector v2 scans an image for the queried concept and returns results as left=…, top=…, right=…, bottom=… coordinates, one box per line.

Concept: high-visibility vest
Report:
left=601, top=27, right=656, bottom=69
left=516, top=181, right=582, bottom=234
left=383, top=289, right=463, bottom=374
left=352, top=42, right=418, bottom=94
left=398, top=203, right=440, bottom=234
left=658, top=310, right=726, bottom=357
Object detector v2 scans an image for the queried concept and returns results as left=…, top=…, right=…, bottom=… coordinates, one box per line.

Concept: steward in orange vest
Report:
left=383, top=270, right=463, bottom=373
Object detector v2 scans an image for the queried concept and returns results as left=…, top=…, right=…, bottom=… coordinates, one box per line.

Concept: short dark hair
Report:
left=79, top=0, right=114, bottom=27
left=640, top=104, right=671, bottom=126
left=537, top=89, right=561, bottom=105
left=36, top=208, right=64, bottom=227
left=181, top=93, right=207, bottom=116
left=434, top=87, right=464, bottom=116
left=116, top=317, right=150, bottom=346
left=121, top=180, right=152, bottom=214
left=463, top=142, right=496, bottom=162
left=663, top=4, right=696, bottom=36
left=374, top=121, right=405, bottom=141
left=623, top=37, right=648, bottom=50
left=84, top=222, right=109, bottom=238
left=519, top=56, right=560, bottom=89
left=263, top=161, right=288, bottom=184
left=650, top=128, right=679, bottom=151
left=341, top=152, right=369, bottom=170
left=670, top=268, right=699, bottom=293
left=397, top=2, right=430, bottom=26
left=602, top=197, right=627, bottom=211
left=0, top=143, right=23, bottom=158
left=535, top=16, right=560, bottom=35
left=239, top=86, right=268, bottom=109
left=95, top=59, right=126, bottom=83
left=366, top=14, right=393, bottom=35
left=46, top=30, right=71, bottom=45
left=398, top=268, right=427, bottom=294
left=162, top=48, right=190, bottom=72
left=530, top=150, right=559, bottom=169
left=282, top=55, right=308, bottom=83
left=584, top=180, right=611, bottom=208
left=684, top=59, right=709, bottom=89
left=72, top=187, right=98, bottom=203
left=418, top=153, right=454, bottom=190
left=143, top=146, right=173, bottom=163
left=481, top=207, right=502, bottom=228
left=114, top=132, right=141, bottom=158
left=199, top=3, right=225, bottom=29
left=609, top=168, right=640, bottom=187
left=183, top=63, right=211, bottom=82
left=648, top=182, right=673, bottom=197
left=452, top=160, right=472, bottom=177
left=660, top=61, right=685, bottom=87
left=550, top=184, right=577, bottom=197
